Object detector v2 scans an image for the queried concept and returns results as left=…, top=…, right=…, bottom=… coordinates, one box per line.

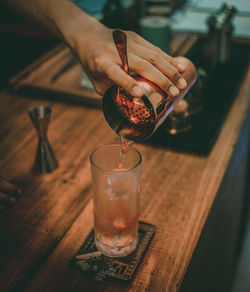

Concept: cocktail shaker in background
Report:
left=205, top=4, right=237, bottom=67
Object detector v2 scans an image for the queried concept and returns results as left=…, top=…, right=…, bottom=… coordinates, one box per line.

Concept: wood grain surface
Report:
left=0, top=66, right=249, bottom=291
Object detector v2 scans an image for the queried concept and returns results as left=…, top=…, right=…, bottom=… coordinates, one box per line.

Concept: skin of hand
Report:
left=71, top=21, right=188, bottom=98
left=2, top=0, right=187, bottom=98
left=0, top=176, right=21, bottom=212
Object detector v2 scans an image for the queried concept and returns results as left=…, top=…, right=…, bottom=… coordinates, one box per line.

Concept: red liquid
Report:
left=94, top=138, right=139, bottom=250
left=118, top=136, right=130, bottom=170
left=94, top=209, right=138, bottom=248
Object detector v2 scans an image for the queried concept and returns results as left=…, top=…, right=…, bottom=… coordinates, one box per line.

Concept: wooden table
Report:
left=0, top=65, right=249, bottom=292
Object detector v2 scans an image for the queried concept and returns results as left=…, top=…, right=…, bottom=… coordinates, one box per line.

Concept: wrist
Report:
left=64, top=14, right=105, bottom=52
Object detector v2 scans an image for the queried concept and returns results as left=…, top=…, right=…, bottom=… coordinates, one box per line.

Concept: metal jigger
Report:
left=29, top=106, right=59, bottom=173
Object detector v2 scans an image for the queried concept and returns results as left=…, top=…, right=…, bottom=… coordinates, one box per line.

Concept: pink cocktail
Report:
left=90, top=144, right=142, bottom=257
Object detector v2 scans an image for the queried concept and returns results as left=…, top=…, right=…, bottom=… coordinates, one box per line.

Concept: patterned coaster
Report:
left=72, top=221, right=156, bottom=281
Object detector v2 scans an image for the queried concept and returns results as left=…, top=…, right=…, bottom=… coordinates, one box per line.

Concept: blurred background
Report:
left=1, top=0, right=250, bottom=89
left=0, top=1, right=249, bottom=292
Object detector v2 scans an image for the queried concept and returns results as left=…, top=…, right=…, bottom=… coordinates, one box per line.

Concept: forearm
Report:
left=1, top=0, right=101, bottom=46
left=1, top=0, right=193, bottom=98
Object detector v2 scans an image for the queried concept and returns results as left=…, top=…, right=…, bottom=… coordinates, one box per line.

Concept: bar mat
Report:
left=72, top=221, right=156, bottom=282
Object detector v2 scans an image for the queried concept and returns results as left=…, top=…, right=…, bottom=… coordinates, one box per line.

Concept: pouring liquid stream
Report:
left=118, top=136, right=134, bottom=170
left=112, top=28, right=135, bottom=170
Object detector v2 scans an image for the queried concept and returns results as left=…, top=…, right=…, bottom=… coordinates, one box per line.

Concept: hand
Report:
left=2, top=0, right=188, bottom=98
left=69, top=18, right=187, bottom=98
left=0, top=176, right=21, bottom=212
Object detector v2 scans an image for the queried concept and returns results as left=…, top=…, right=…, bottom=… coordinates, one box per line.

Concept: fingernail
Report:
left=169, top=86, right=179, bottom=96
left=132, top=85, right=143, bottom=97
left=177, top=63, right=186, bottom=71
left=178, top=77, right=187, bottom=89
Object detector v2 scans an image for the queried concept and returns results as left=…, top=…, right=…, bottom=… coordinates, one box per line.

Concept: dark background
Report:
left=0, top=3, right=59, bottom=89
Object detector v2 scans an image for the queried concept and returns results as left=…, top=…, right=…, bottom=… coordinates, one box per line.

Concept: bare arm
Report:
left=1, top=0, right=188, bottom=97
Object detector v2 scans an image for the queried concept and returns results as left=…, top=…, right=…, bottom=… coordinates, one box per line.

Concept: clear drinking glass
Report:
left=90, top=144, right=142, bottom=257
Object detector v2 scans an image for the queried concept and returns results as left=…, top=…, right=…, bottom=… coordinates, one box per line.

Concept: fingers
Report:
left=100, top=54, right=185, bottom=98
left=127, top=54, right=180, bottom=97
left=83, top=29, right=189, bottom=98
left=0, top=177, right=22, bottom=198
left=103, top=61, right=144, bottom=97
left=131, top=44, right=187, bottom=91
left=127, top=31, right=186, bottom=72
left=154, top=47, right=186, bottom=72
left=0, top=192, right=16, bottom=207
left=0, top=176, right=21, bottom=211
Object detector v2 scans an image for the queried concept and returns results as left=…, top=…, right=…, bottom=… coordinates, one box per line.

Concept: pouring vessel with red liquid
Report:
left=103, top=30, right=197, bottom=141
